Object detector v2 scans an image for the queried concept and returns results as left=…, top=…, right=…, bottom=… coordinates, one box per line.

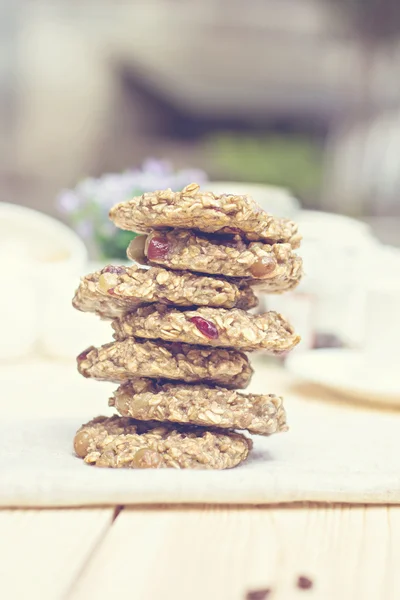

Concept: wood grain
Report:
left=68, top=504, right=400, bottom=600
left=0, top=508, right=114, bottom=600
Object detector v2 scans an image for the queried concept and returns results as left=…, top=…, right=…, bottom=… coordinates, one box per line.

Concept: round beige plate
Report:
left=286, top=349, right=400, bottom=407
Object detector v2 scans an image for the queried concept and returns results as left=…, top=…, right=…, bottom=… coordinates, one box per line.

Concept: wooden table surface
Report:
left=1, top=359, right=399, bottom=600
left=0, top=503, right=399, bottom=600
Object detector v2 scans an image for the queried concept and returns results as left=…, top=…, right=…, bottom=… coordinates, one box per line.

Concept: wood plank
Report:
left=68, top=504, right=400, bottom=600
left=0, top=508, right=114, bottom=600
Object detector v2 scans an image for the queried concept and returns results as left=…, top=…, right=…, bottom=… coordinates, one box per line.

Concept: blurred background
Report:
left=2, top=0, right=400, bottom=237
left=1, top=0, right=400, bottom=400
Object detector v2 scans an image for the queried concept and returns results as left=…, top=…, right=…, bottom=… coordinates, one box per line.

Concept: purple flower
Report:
left=142, top=158, right=172, bottom=177
left=57, top=190, right=81, bottom=214
left=56, top=159, right=208, bottom=257
left=76, top=220, right=93, bottom=240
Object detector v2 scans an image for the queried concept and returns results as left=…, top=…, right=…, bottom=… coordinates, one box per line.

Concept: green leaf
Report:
left=96, top=231, right=137, bottom=260
left=205, top=134, right=323, bottom=199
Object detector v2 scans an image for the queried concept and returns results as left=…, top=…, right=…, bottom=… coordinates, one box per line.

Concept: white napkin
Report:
left=0, top=359, right=399, bottom=507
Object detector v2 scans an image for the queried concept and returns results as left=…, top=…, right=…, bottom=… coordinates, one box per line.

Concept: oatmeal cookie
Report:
left=111, top=379, right=288, bottom=436
left=110, top=183, right=301, bottom=246
left=72, top=264, right=257, bottom=319
left=77, top=339, right=253, bottom=388
left=74, top=415, right=251, bottom=469
left=112, top=305, right=300, bottom=353
left=128, top=230, right=302, bottom=291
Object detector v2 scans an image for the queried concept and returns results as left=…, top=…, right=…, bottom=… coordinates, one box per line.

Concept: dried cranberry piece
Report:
left=77, top=346, right=94, bottom=362
left=147, top=236, right=169, bottom=261
left=297, top=576, right=313, bottom=590
left=107, top=288, right=117, bottom=295
left=102, top=265, right=125, bottom=274
left=190, top=317, right=219, bottom=339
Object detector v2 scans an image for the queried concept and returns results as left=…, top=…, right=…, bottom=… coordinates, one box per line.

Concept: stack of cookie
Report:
left=72, top=183, right=302, bottom=470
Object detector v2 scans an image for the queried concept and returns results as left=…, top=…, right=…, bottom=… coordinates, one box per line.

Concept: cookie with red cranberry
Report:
left=110, top=183, right=301, bottom=247
left=77, top=338, right=253, bottom=389
left=110, top=379, right=288, bottom=436
left=128, top=230, right=302, bottom=291
left=112, top=304, right=300, bottom=353
left=72, top=264, right=258, bottom=319
left=74, top=415, right=252, bottom=469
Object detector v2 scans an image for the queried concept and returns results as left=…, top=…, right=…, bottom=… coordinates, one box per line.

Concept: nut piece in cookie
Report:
left=72, top=264, right=258, bottom=319
left=76, top=338, right=253, bottom=389
left=111, top=379, right=288, bottom=436
left=112, top=304, right=300, bottom=353
left=110, top=183, right=301, bottom=247
left=74, top=415, right=252, bottom=469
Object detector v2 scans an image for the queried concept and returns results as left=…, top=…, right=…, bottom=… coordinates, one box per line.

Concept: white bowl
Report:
left=297, top=210, right=373, bottom=245
left=0, top=202, right=87, bottom=274
left=286, top=349, right=400, bottom=406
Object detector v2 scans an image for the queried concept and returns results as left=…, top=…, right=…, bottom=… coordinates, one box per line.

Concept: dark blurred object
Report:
left=324, top=0, right=400, bottom=113
left=246, top=589, right=271, bottom=600
left=314, top=333, right=344, bottom=350
left=322, top=0, right=400, bottom=222
left=327, top=0, right=400, bottom=44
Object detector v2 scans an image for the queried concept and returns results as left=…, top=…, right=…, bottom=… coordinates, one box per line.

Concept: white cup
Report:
left=296, top=210, right=378, bottom=346
left=364, top=290, right=400, bottom=358
left=40, top=270, right=111, bottom=360
left=0, top=262, right=38, bottom=360
left=0, top=203, right=88, bottom=359
left=363, top=258, right=400, bottom=370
